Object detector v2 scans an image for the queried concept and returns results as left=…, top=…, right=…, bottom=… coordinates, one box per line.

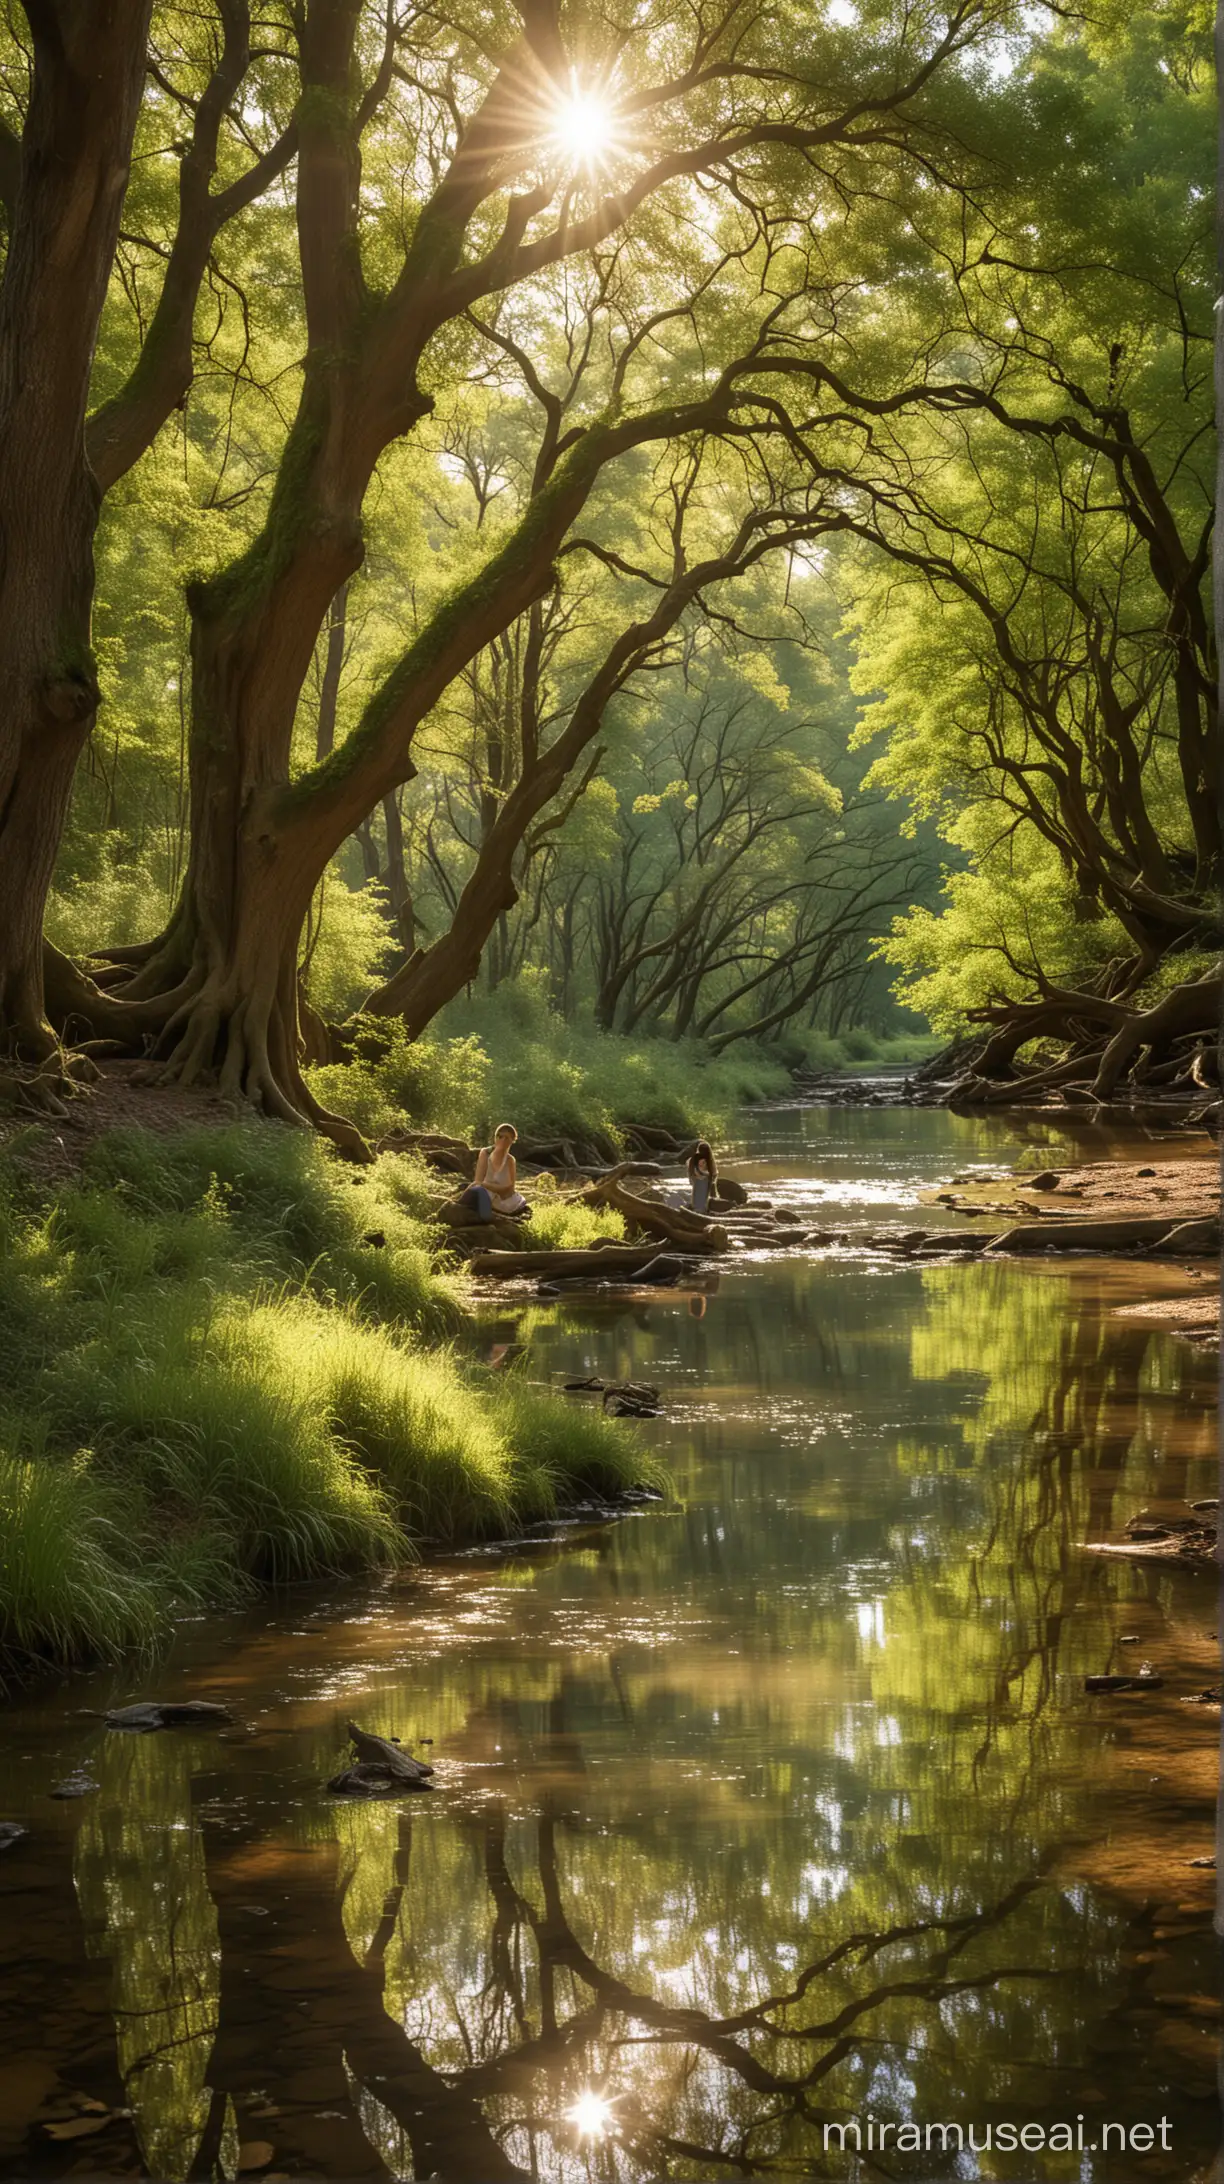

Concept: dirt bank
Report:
left=930, top=1152, right=1218, bottom=1225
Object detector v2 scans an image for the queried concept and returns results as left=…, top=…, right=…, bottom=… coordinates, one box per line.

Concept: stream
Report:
left=0, top=1107, right=1218, bottom=2182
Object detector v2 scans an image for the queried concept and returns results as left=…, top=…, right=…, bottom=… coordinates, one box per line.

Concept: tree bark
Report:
left=0, top=0, right=153, bottom=1063
left=93, top=389, right=737, bottom=1141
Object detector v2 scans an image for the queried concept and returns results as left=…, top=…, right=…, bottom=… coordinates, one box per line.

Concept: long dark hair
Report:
left=691, top=1138, right=717, bottom=1181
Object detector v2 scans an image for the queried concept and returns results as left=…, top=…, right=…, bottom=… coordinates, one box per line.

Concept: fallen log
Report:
left=538, top=1251, right=687, bottom=1293
left=102, top=1700, right=233, bottom=1732
left=1084, top=1670, right=1164, bottom=1693
left=378, top=1130, right=476, bottom=1178
left=985, top=1215, right=1219, bottom=1256
left=346, top=1720, right=434, bottom=1779
left=470, top=1240, right=709, bottom=1279
left=581, top=1176, right=730, bottom=1251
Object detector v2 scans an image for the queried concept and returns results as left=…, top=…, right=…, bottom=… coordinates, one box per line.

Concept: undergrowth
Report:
left=310, top=981, right=793, bottom=1144
left=0, top=1120, right=659, bottom=1676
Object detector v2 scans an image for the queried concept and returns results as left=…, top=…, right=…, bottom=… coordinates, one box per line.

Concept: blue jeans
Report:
left=461, top=1184, right=493, bottom=1220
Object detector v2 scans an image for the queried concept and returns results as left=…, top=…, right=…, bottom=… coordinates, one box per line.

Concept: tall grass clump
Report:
left=0, top=1113, right=657, bottom=1674
left=0, top=1446, right=160, bottom=1664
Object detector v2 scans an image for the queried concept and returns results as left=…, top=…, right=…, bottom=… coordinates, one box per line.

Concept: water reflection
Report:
left=0, top=1111, right=1216, bottom=2180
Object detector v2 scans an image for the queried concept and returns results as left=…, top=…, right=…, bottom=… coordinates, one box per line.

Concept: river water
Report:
left=1, top=1108, right=1218, bottom=2182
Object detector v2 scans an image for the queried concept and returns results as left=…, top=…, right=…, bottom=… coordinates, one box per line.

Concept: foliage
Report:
left=310, top=981, right=792, bottom=1143
left=0, top=1121, right=654, bottom=1671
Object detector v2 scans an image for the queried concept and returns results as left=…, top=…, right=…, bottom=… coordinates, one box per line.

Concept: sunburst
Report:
left=545, top=75, right=623, bottom=176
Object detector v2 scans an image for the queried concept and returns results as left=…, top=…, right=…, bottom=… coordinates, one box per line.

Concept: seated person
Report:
left=687, top=1138, right=717, bottom=1213
left=458, top=1123, right=530, bottom=1221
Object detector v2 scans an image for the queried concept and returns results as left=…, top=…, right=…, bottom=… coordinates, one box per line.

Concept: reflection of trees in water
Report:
left=183, top=1798, right=1071, bottom=2182
left=896, top=1260, right=1216, bottom=1780
left=77, top=1730, right=1121, bottom=2183
left=73, top=1735, right=230, bottom=2184
left=63, top=1255, right=1215, bottom=2180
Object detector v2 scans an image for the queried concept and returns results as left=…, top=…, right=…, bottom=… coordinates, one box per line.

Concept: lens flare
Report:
left=547, top=79, right=617, bottom=171
left=566, top=2088, right=614, bottom=2138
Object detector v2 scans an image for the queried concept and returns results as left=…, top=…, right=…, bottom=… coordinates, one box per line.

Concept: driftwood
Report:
left=564, top=1376, right=662, bottom=1416
left=472, top=1238, right=709, bottom=1279
left=581, top=1176, right=730, bottom=1252
left=621, top=1123, right=689, bottom=1154
left=103, top=1700, right=233, bottom=1732
left=913, top=970, right=1222, bottom=1112
left=331, top=1722, right=435, bottom=1796
left=542, top=1251, right=687, bottom=1291
left=377, top=1129, right=476, bottom=1178
left=1084, top=1670, right=1164, bottom=1693
left=329, top=1761, right=431, bottom=1798
left=1086, top=1514, right=1217, bottom=1565
left=986, top=1215, right=1219, bottom=1256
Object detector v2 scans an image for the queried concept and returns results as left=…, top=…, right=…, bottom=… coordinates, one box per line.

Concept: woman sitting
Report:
left=687, top=1138, right=717, bottom=1214
left=459, top=1123, right=530, bottom=1222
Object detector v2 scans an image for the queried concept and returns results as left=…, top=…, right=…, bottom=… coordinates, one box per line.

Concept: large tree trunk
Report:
left=0, top=0, right=152, bottom=1065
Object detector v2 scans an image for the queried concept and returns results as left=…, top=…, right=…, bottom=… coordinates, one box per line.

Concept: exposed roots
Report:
left=140, top=976, right=373, bottom=1160
left=41, top=937, right=372, bottom=1159
left=922, top=968, right=1222, bottom=1115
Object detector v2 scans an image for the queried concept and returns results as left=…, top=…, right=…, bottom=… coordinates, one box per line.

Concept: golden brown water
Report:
left=0, top=1108, right=1219, bottom=2182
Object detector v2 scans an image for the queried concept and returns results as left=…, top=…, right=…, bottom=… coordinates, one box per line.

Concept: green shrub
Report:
left=309, top=985, right=793, bottom=1145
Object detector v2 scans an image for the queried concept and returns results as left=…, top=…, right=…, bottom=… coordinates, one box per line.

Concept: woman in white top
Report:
left=468, top=1123, right=528, bottom=1218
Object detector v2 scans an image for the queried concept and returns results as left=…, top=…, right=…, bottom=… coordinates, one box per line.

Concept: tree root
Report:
left=929, top=967, right=1221, bottom=1113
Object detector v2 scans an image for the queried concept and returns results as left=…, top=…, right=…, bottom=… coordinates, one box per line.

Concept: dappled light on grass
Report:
left=0, top=1121, right=655, bottom=1669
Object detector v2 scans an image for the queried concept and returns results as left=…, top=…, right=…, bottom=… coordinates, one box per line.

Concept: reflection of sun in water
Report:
left=547, top=79, right=617, bottom=172
left=566, top=2088, right=615, bottom=2139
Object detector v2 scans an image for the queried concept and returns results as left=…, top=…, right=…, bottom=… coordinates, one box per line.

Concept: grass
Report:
left=307, top=979, right=942, bottom=1146
left=0, top=1118, right=660, bottom=1676
left=796, top=1028, right=944, bottom=1071
left=309, top=983, right=794, bottom=1145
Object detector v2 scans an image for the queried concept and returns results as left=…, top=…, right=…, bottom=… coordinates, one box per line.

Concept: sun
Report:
left=566, top=2088, right=615, bottom=2139
left=546, top=78, right=618, bottom=173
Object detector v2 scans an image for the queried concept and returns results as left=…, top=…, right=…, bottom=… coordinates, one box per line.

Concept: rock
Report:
left=565, top=1376, right=662, bottom=1417
left=236, top=2141, right=276, bottom=2171
left=50, top=1774, right=97, bottom=1799
left=1188, top=1856, right=1216, bottom=1869
left=1028, top=1171, right=1061, bottom=1189
left=361, top=1229, right=386, bottom=1248
left=103, top=1700, right=233, bottom=1732
left=712, top=1178, right=748, bottom=1207
left=1137, top=1166, right=1156, bottom=1177
left=602, top=1384, right=663, bottom=1417
left=328, top=1762, right=432, bottom=1799
left=43, top=2117, right=112, bottom=2141
left=0, top=1822, right=27, bottom=1850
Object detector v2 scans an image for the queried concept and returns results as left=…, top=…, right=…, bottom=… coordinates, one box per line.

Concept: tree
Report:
left=40, top=0, right=1011, bottom=1139
left=0, top=1, right=299, bottom=1073
left=0, top=0, right=153, bottom=1074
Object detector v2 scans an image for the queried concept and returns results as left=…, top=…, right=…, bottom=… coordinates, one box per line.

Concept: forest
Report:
left=0, top=0, right=1217, bottom=1660
left=0, top=7, right=1218, bottom=2178
left=0, top=0, right=1211, bottom=1150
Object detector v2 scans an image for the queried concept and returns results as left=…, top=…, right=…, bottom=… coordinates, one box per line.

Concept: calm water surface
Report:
left=1, top=1109, right=1219, bottom=2183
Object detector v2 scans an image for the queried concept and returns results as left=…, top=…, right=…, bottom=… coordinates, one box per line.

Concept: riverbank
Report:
left=0, top=1092, right=660, bottom=1678
left=0, top=1101, right=1215, bottom=2184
